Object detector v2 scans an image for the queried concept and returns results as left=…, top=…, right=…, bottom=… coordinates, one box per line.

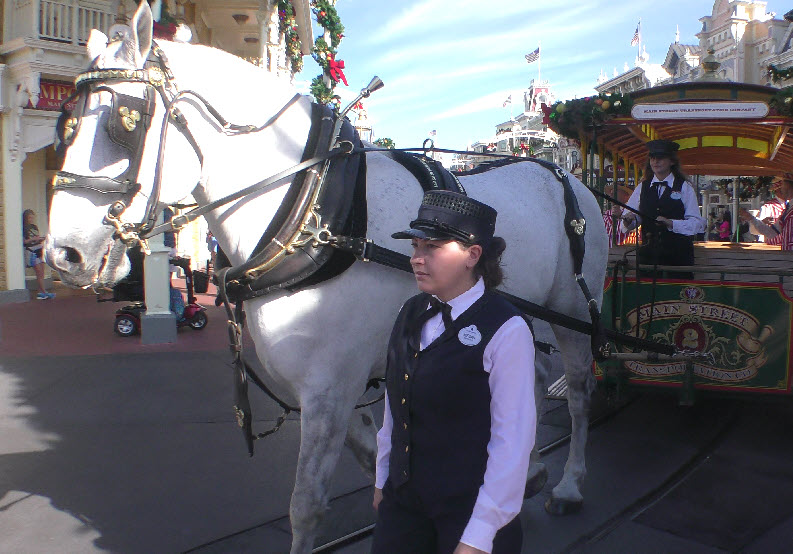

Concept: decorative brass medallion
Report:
left=119, top=106, right=141, bottom=131
left=148, top=67, right=165, bottom=86
left=570, top=218, right=586, bottom=235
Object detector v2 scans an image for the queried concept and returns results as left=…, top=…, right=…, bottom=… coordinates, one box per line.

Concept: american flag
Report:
left=502, top=94, right=512, bottom=107
left=630, top=23, right=640, bottom=47
left=428, top=129, right=436, bottom=136
left=603, top=212, right=639, bottom=247
left=525, top=47, right=540, bottom=64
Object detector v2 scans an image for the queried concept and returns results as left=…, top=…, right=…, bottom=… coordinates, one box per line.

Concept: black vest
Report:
left=638, top=175, right=694, bottom=266
left=385, top=291, right=522, bottom=511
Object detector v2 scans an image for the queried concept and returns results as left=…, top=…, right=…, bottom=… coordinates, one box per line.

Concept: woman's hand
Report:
left=655, top=216, right=674, bottom=230
left=453, top=543, right=487, bottom=554
left=372, top=487, right=383, bottom=511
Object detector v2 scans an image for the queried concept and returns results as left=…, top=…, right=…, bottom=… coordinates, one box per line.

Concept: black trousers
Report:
left=371, top=480, right=522, bottom=554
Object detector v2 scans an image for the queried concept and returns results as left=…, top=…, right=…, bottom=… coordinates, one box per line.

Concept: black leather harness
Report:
left=51, top=46, right=669, bottom=456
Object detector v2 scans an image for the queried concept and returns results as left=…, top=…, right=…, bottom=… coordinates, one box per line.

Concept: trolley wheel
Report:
left=189, top=311, right=208, bottom=330
left=114, top=314, right=138, bottom=337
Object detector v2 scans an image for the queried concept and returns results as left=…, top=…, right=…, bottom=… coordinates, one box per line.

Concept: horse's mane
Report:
left=154, top=40, right=298, bottom=124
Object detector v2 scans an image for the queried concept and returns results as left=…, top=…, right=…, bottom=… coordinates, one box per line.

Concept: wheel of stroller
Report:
left=115, top=315, right=138, bottom=337
left=189, top=311, right=208, bottom=330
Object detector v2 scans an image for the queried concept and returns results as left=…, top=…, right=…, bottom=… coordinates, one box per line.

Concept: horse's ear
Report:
left=131, top=1, right=153, bottom=64
left=86, top=29, right=108, bottom=61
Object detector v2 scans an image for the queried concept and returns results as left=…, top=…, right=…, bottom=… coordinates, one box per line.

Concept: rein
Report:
left=54, top=44, right=684, bottom=455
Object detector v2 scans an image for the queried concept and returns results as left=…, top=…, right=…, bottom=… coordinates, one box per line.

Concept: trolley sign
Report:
left=597, top=279, right=793, bottom=395
left=631, top=101, right=769, bottom=120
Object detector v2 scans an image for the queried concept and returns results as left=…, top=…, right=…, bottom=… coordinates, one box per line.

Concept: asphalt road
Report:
left=2, top=284, right=793, bottom=553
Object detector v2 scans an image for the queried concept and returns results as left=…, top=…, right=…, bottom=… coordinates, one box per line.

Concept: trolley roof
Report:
left=596, top=82, right=793, bottom=177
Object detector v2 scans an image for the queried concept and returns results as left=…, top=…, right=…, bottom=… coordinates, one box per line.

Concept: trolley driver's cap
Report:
left=646, top=139, right=680, bottom=157
left=392, top=190, right=497, bottom=245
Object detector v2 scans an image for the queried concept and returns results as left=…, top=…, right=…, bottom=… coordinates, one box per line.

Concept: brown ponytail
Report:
left=474, top=236, right=506, bottom=289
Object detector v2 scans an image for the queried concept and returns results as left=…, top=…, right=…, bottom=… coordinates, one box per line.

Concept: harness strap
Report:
left=143, top=147, right=349, bottom=238
left=328, top=236, right=673, bottom=356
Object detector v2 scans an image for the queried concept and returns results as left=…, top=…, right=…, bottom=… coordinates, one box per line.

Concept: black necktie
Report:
left=409, top=297, right=454, bottom=350
left=652, top=182, right=665, bottom=196
left=430, top=297, right=454, bottom=330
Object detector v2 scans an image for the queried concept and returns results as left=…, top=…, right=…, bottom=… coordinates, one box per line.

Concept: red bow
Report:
left=328, top=55, right=348, bottom=86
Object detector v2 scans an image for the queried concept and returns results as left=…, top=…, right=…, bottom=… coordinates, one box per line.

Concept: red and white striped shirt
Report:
left=766, top=207, right=793, bottom=250
left=603, top=212, right=638, bottom=247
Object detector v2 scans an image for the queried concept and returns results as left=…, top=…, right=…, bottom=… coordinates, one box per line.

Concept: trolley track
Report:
left=561, top=400, right=742, bottom=553
left=312, top=391, right=637, bottom=553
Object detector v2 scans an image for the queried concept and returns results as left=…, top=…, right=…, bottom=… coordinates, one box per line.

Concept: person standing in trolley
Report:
left=371, top=191, right=536, bottom=554
left=619, top=139, right=704, bottom=276
left=740, top=174, right=793, bottom=250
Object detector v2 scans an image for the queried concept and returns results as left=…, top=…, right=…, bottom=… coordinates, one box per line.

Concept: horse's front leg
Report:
left=289, top=389, right=357, bottom=554
left=344, top=405, right=378, bottom=479
left=546, top=326, right=595, bottom=514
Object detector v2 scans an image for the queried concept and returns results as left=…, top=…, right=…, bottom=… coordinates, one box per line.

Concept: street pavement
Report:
left=0, top=280, right=372, bottom=553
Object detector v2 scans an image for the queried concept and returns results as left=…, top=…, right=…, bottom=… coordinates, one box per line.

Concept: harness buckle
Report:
left=359, top=238, right=374, bottom=262
left=170, top=214, right=189, bottom=230
left=337, top=140, right=354, bottom=155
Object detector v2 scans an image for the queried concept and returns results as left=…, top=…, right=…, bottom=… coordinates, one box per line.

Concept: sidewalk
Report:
left=0, top=278, right=231, bottom=357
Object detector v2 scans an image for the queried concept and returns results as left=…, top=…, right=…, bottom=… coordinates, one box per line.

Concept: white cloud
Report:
left=368, top=0, right=587, bottom=44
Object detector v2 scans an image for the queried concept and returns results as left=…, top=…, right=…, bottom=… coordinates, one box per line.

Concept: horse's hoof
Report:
left=524, top=466, right=548, bottom=499
left=545, top=495, right=583, bottom=515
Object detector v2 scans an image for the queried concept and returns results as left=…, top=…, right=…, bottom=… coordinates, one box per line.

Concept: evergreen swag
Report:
left=768, top=64, right=793, bottom=83
left=277, top=1, right=346, bottom=106
left=711, top=176, right=775, bottom=200
left=546, top=93, right=633, bottom=140
left=373, top=137, right=395, bottom=149
left=277, top=1, right=303, bottom=73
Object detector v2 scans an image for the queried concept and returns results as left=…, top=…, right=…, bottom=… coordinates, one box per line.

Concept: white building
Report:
left=463, top=79, right=581, bottom=172
left=0, top=0, right=313, bottom=301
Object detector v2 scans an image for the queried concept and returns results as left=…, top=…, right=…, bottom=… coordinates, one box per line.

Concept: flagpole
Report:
left=637, top=18, right=641, bottom=59
left=538, top=41, right=542, bottom=83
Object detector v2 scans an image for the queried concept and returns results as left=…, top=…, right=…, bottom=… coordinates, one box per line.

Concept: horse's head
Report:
left=46, top=1, right=200, bottom=288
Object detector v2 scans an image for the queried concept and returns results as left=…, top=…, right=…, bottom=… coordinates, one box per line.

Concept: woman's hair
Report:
left=640, top=153, right=689, bottom=186
left=472, top=236, right=506, bottom=289
left=22, top=209, right=34, bottom=221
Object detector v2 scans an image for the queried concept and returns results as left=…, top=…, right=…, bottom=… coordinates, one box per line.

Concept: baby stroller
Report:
left=103, top=248, right=208, bottom=337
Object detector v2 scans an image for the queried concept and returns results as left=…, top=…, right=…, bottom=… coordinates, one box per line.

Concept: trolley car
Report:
left=550, top=80, right=793, bottom=402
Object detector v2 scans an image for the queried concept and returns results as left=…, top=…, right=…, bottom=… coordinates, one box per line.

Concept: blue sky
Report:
left=294, top=0, right=785, bottom=150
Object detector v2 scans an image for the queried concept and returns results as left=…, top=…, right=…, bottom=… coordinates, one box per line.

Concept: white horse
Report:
left=45, top=3, right=607, bottom=552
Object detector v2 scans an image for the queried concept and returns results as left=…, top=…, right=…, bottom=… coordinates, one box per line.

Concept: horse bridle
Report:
left=52, top=40, right=301, bottom=249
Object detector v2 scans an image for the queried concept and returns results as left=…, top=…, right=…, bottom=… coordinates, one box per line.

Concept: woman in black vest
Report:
left=371, top=191, right=536, bottom=554
left=620, top=140, right=704, bottom=278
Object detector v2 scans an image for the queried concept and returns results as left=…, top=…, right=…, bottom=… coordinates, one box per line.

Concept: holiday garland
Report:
left=544, top=93, right=633, bottom=140
left=277, top=1, right=304, bottom=73
left=768, top=64, right=793, bottom=84
left=374, top=137, right=395, bottom=149
left=309, top=0, right=346, bottom=105
left=769, top=86, right=793, bottom=117
left=276, top=1, right=347, bottom=106
left=710, top=176, right=775, bottom=200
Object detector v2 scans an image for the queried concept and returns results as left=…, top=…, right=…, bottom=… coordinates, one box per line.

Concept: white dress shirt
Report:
left=620, top=173, right=705, bottom=236
left=375, top=277, right=536, bottom=553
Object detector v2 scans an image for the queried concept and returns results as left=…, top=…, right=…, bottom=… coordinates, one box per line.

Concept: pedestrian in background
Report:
left=740, top=174, right=793, bottom=250
left=23, top=209, right=55, bottom=300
